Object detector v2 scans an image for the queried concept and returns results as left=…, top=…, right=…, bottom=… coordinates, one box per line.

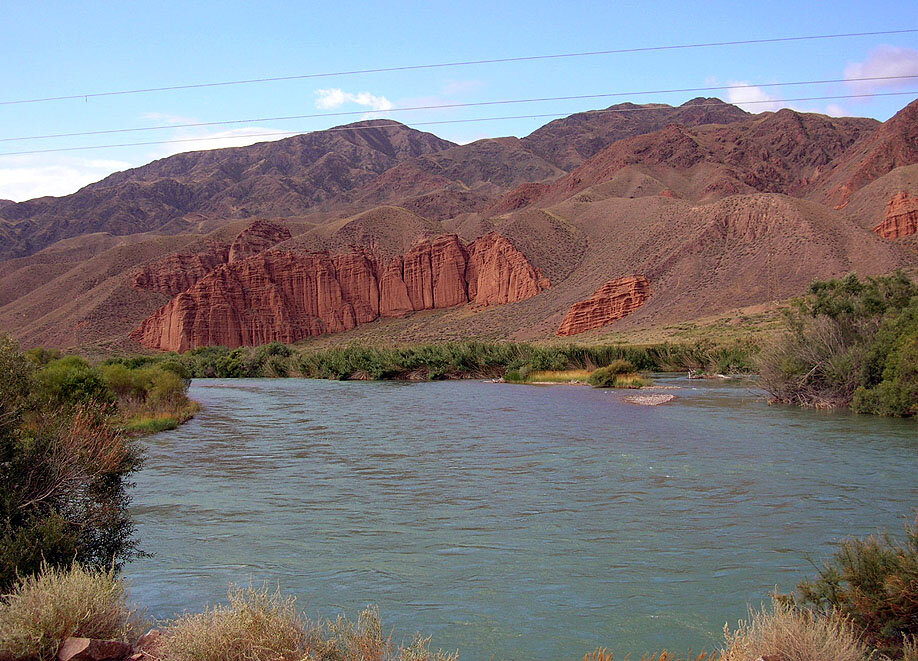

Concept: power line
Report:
left=2, top=29, right=916, bottom=106
left=3, top=74, right=915, bottom=143
left=1, top=91, right=913, bottom=157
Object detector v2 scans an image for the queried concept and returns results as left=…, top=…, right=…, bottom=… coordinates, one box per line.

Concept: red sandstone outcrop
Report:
left=132, top=220, right=291, bottom=295
left=873, top=192, right=918, bottom=239
left=131, top=243, right=229, bottom=296
left=467, top=233, right=551, bottom=305
left=557, top=275, right=650, bottom=336
left=227, top=219, right=292, bottom=263
left=131, top=233, right=548, bottom=350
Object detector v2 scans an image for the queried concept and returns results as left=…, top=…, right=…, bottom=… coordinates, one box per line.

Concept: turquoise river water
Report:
left=125, top=377, right=917, bottom=660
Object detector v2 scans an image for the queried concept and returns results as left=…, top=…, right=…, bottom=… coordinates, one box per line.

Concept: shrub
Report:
left=34, top=356, right=114, bottom=406
left=589, top=361, right=645, bottom=388
left=784, top=517, right=918, bottom=658
left=147, top=368, right=187, bottom=407
left=163, top=585, right=308, bottom=661
left=760, top=272, right=917, bottom=414
left=0, top=563, right=142, bottom=661
left=0, top=339, right=141, bottom=591
left=721, top=598, right=868, bottom=661
left=398, top=634, right=458, bottom=661
left=24, top=346, right=61, bottom=366
left=316, top=605, right=390, bottom=661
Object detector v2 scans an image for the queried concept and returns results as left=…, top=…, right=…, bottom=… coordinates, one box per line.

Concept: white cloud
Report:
left=0, top=155, right=133, bottom=202
left=725, top=82, right=786, bottom=112
left=147, top=126, right=296, bottom=159
left=845, top=46, right=918, bottom=92
left=824, top=104, right=848, bottom=117
left=314, top=88, right=394, bottom=112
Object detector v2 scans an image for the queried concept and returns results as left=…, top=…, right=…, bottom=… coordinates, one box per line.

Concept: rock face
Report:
left=467, top=232, right=551, bottom=305
left=132, top=220, right=290, bottom=295
left=227, top=219, right=292, bottom=263
left=131, top=232, right=548, bottom=351
left=874, top=192, right=918, bottom=239
left=557, top=276, right=650, bottom=336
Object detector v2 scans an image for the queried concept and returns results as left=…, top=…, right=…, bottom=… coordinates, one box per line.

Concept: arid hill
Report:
left=0, top=97, right=915, bottom=350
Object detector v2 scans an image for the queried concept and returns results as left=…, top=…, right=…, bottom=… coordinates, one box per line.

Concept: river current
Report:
left=125, top=377, right=917, bottom=660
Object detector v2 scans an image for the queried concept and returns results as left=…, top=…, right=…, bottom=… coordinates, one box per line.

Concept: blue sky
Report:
left=1, top=0, right=916, bottom=201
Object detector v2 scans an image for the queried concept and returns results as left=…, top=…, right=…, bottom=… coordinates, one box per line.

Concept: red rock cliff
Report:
left=131, top=232, right=547, bottom=350
left=873, top=192, right=918, bottom=239
left=557, top=275, right=650, bottom=336
left=132, top=220, right=291, bottom=295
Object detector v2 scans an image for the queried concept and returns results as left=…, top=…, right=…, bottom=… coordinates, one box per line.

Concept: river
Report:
left=125, top=377, right=917, bottom=660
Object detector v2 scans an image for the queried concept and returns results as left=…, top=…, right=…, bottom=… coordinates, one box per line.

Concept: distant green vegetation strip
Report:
left=101, top=339, right=757, bottom=382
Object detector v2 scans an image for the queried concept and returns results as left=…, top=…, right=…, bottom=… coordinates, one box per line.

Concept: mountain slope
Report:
left=0, top=121, right=455, bottom=260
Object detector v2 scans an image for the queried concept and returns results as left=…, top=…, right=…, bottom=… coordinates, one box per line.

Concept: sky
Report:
left=1, top=0, right=916, bottom=202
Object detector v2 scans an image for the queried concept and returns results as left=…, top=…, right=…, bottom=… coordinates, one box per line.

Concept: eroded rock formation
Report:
left=873, top=192, right=918, bottom=239
left=132, top=220, right=291, bottom=295
left=131, top=232, right=548, bottom=350
left=557, top=275, right=650, bottom=336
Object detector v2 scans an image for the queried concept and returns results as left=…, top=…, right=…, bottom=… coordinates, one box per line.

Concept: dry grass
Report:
left=527, top=369, right=593, bottom=382
left=721, top=599, right=869, bottom=661
left=162, top=591, right=457, bottom=661
left=163, top=584, right=307, bottom=661
left=584, top=649, right=712, bottom=661
left=311, top=605, right=390, bottom=660
left=0, top=563, right=142, bottom=661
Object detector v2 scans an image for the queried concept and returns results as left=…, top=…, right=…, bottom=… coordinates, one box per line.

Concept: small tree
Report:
left=0, top=337, right=141, bottom=591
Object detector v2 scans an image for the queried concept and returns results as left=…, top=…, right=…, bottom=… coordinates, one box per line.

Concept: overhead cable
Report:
left=1, top=90, right=914, bottom=157
left=1, top=29, right=916, bottom=106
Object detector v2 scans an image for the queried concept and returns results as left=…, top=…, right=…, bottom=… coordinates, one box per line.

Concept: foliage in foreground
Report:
left=131, top=583, right=457, bottom=661
left=782, top=517, right=918, bottom=658
left=4, top=525, right=918, bottom=661
left=0, top=337, right=143, bottom=592
left=720, top=598, right=870, bottom=661
left=0, top=563, right=142, bottom=661
left=1, top=336, right=198, bottom=592
left=759, top=272, right=917, bottom=415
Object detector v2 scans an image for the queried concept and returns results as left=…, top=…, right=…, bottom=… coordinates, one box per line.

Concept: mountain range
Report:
left=0, top=96, right=915, bottom=351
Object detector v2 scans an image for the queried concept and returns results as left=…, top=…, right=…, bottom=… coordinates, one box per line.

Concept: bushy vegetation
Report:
left=0, top=563, right=142, bottom=661
left=585, top=360, right=651, bottom=388
left=781, top=517, right=918, bottom=658
left=720, top=598, right=869, bottom=661
left=0, top=337, right=143, bottom=591
left=759, top=272, right=917, bottom=415
left=90, top=338, right=755, bottom=384
left=0, top=336, right=199, bottom=592
left=225, top=340, right=748, bottom=381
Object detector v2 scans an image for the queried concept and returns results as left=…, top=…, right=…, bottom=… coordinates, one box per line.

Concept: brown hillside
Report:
left=520, top=97, right=750, bottom=170
left=1, top=97, right=916, bottom=350
left=811, top=98, right=918, bottom=208
left=0, top=121, right=454, bottom=260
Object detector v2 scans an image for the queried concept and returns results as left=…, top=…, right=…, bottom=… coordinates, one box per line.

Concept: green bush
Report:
left=760, top=272, right=917, bottom=415
left=34, top=356, right=114, bottom=406
left=0, top=338, right=141, bottom=591
left=24, top=346, right=61, bottom=366
left=783, top=517, right=918, bottom=658
left=589, top=361, right=639, bottom=387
